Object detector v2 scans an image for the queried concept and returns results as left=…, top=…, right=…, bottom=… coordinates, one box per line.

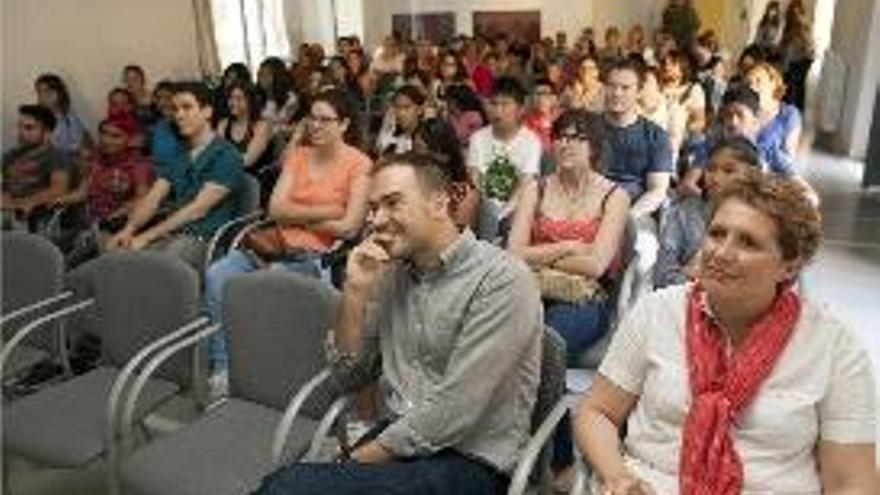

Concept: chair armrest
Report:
left=105, top=317, right=210, bottom=495
left=0, top=291, right=74, bottom=327
left=271, top=367, right=334, bottom=465
left=203, top=210, right=264, bottom=271
left=304, top=394, right=354, bottom=461
left=0, top=298, right=94, bottom=375
left=616, top=250, right=641, bottom=318
left=571, top=457, right=590, bottom=495
left=507, top=399, right=570, bottom=495
left=117, top=324, right=220, bottom=444
left=230, top=217, right=278, bottom=251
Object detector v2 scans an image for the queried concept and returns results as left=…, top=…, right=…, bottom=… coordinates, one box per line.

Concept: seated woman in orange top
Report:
left=204, top=88, right=372, bottom=375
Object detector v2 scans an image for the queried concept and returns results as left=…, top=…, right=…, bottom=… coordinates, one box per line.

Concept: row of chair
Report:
left=1, top=232, right=571, bottom=495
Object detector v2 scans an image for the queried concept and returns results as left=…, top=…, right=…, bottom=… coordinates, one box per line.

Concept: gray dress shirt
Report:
left=333, top=229, right=543, bottom=474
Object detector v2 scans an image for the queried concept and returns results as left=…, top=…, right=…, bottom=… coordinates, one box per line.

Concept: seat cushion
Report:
left=3, top=344, right=50, bottom=378
left=121, top=398, right=319, bottom=495
left=3, top=366, right=179, bottom=467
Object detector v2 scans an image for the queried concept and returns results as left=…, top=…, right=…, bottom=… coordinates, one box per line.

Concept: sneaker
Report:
left=207, top=370, right=229, bottom=405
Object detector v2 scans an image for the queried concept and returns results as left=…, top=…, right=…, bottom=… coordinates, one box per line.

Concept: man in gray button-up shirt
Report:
left=255, top=152, right=543, bottom=494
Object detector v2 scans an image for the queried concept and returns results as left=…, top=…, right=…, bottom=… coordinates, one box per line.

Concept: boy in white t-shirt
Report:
left=467, top=77, right=542, bottom=225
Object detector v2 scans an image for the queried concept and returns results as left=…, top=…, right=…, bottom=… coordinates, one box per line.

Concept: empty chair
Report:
left=118, top=271, right=339, bottom=495
left=2, top=251, right=203, bottom=485
left=1, top=231, right=71, bottom=383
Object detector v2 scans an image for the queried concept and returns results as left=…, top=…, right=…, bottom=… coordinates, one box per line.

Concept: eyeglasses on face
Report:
left=307, top=114, right=340, bottom=125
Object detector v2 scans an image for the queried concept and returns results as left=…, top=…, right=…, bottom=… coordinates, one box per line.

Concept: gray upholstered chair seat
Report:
left=3, top=344, right=50, bottom=379
left=121, top=398, right=319, bottom=495
left=3, top=366, right=179, bottom=467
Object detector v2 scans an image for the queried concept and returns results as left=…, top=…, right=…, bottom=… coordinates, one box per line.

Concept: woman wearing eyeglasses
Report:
left=509, top=109, right=630, bottom=362
left=203, top=88, right=373, bottom=388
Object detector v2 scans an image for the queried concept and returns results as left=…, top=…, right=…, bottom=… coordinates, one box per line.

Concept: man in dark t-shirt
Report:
left=2, top=105, right=76, bottom=227
left=106, top=81, right=243, bottom=269
left=600, top=58, right=673, bottom=284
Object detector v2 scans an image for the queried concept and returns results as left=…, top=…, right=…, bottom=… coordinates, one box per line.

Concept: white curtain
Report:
left=209, top=0, right=293, bottom=71
left=192, top=0, right=222, bottom=76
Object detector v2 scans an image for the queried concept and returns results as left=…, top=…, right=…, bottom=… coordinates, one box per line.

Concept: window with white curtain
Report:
left=210, top=0, right=291, bottom=71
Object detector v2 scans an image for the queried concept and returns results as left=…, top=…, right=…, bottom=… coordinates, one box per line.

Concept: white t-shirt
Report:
left=467, top=125, right=541, bottom=178
left=598, top=284, right=876, bottom=494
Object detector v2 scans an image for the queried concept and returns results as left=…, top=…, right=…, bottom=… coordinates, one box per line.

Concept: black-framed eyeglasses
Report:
left=307, top=114, right=340, bottom=125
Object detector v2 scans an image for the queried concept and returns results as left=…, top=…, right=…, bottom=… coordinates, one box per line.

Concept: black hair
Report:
left=444, top=83, right=488, bottom=122
left=491, top=76, right=527, bottom=105
left=123, top=65, right=146, bottom=82
left=108, top=87, right=136, bottom=107
left=19, top=104, right=57, bottom=131
left=226, top=81, right=262, bottom=122
left=311, top=87, right=361, bottom=148
left=551, top=109, right=606, bottom=169
left=721, top=83, right=761, bottom=116
left=413, top=117, right=468, bottom=183
left=222, top=63, right=253, bottom=87
left=258, top=56, right=295, bottom=108
left=172, top=81, right=214, bottom=108
left=34, top=73, right=71, bottom=113
left=393, top=84, right=427, bottom=106
left=708, top=136, right=763, bottom=169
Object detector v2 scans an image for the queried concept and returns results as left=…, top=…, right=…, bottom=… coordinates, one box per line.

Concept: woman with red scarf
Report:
left=575, top=174, right=877, bottom=494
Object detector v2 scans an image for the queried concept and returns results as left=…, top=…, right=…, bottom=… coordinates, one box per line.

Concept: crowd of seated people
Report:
left=4, top=1, right=877, bottom=491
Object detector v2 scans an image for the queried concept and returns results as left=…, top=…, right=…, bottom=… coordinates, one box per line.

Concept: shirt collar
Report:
left=406, top=229, right=477, bottom=280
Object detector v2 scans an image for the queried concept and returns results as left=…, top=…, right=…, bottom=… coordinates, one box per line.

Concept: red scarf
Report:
left=679, top=283, right=801, bottom=495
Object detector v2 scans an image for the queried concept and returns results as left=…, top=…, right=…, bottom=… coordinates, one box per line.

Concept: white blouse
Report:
left=598, top=284, right=876, bottom=494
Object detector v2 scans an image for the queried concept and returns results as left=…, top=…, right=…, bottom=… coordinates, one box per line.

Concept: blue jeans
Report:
left=252, top=450, right=508, bottom=495
left=544, top=298, right=610, bottom=366
left=203, top=249, right=322, bottom=372
left=544, top=299, right=610, bottom=471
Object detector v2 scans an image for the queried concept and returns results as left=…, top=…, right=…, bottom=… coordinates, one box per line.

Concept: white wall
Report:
left=360, top=0, right=601, bottom=50
left=1, top=0, right=202, bottom=147
left=828, top=0, right=880, bottom=157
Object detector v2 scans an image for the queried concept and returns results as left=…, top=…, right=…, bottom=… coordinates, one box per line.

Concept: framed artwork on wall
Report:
left=391, top=12, right=456, bottom=44
left=472, top=11, right=541, bottom=44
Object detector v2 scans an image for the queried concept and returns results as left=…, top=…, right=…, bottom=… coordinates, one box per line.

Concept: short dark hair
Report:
left=311, top=87, right=362, bottom=148
left=603, top=57, right=646, bottom=87
left=708, top=136, right=762, bottom=169
left=374, top=151, right=454, bottom=196
left=722, top=84, right=761, bottom=116
left=394, top=84, right=427, bottom=106
left=491, top=76, right=527, bottom=105
left=172, top=81, right=214, bottom=108
left=19, top=104, right=57, bottom=131
left=552, top=109, right=606, bottom=170
left=123, top=64, right=146, bottom=81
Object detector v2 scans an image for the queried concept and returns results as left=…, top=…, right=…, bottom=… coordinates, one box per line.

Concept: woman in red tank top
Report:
left=508, top=109, right=631, bottom=361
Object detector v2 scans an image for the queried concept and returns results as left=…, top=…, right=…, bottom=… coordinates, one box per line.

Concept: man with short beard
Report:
left=2, top=104, right=76, bottom=228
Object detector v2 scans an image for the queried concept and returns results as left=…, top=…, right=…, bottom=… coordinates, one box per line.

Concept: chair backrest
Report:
left=66, top=251, right=201, bottom=383
left=576, top=216, right=640, bottom=369
left=1, top=231, right=65, bottom=349
left=224, top=271, right=340, bottom=412
left=238, top=174, right=262, bottom=216
left=532, top=326, right=567, bottom=432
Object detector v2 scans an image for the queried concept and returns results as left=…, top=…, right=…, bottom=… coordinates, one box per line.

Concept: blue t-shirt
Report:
left=756, top=104, right=801, bottom=176
left=690, top=128, right=796, bottom=178
left=155, top=135, right=244, bottom=237
left=150, top=119, right=185, bottom=170
left=600, top=116, right=673, bottom=199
